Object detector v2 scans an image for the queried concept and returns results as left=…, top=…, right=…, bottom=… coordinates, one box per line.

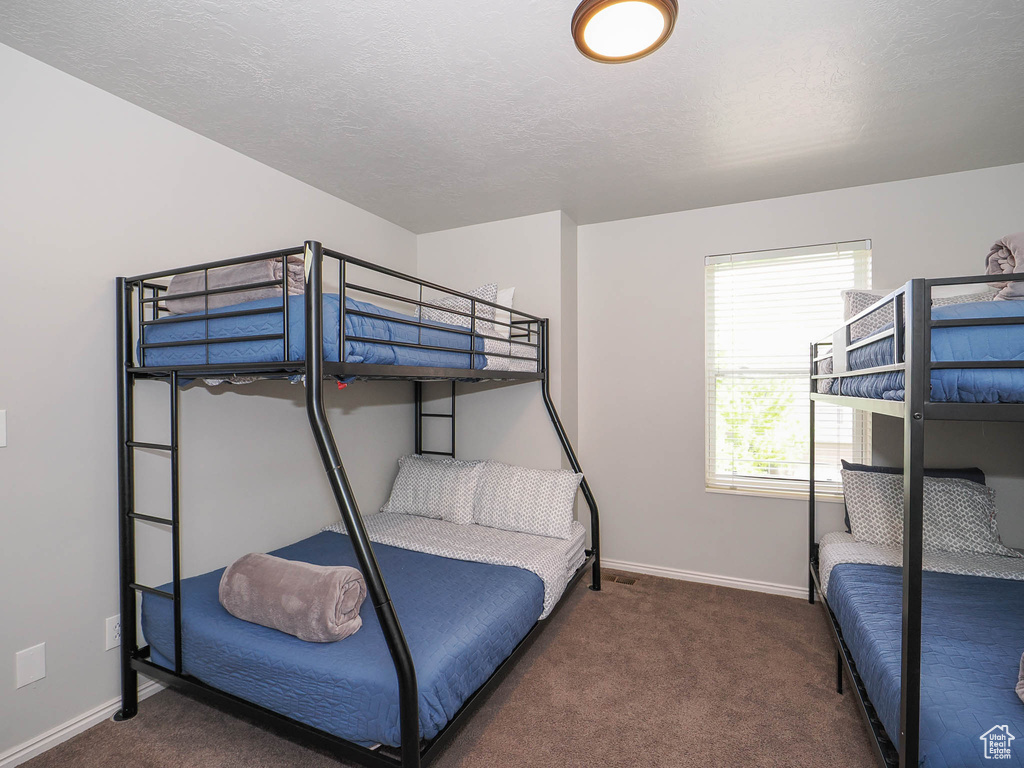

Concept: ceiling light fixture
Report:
left=572, top=0, right=678, bottom=63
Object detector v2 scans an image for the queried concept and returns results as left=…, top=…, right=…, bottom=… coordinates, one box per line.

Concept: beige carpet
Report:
left=25, top=570, right=875, bottom=768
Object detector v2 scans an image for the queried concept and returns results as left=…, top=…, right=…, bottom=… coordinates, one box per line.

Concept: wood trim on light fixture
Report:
left=572, top=0, right=678, bottom=63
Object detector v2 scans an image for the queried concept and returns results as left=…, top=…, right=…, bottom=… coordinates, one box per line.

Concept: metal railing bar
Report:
left=811, top=363, right=905, bottom=379
left=141, top=334, right=283, bottom=350
left=932, top=316, right=1024, bottom=328
left=931, top=360, right=1024, bottom=369
left=141, top=306, right=283, bottom=327
left=345, top=334, right=537, bottom=363
left=129, top=512, right=173, bottom=526
left=129, top=582, right=174, bottom=599
left=126, top=441, right=175, bottom=451
left=140, top=279, right=283, bottom=303
left=343, top=309, right=540, bottom=348
left=846, top=328, right=896, bottom=353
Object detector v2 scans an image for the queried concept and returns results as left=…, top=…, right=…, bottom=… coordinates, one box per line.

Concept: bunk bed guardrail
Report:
left=127, top=244, right=545, bottom=378
left=115, top=241, right=601, bottom=768
left=807, top=271, right=1024, bottom=768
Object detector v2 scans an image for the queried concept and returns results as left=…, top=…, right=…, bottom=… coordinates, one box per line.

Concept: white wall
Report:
left=415, top=211, right=579, bottom=471
left=0, top=44, right=417, bottom=756
left=577, top=163, right=1024, bottom=591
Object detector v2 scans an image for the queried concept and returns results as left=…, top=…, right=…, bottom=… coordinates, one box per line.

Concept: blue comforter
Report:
left=142, top=294, right=487, bottom=369
left=828, top=564, right=1024, bottom=766
left=141, top=532, right=544, bottom=746
left=832, top=300, right=1024, bottom=401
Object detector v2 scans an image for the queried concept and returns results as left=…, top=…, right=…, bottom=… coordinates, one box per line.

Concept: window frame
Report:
left=704, top=240, right=872, bottom=499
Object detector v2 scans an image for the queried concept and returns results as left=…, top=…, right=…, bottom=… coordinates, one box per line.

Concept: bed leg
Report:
left=836, top=648, right=844, bottom=695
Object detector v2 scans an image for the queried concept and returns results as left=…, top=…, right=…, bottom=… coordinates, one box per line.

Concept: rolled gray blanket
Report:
left=218, top=553, right=366, bottom=643
left=985, top=231, right=1024, bottom=301
left=164, top=255, right=304, bottom=314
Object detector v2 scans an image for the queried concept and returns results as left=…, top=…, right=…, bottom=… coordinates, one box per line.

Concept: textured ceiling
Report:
left=2, top=0, right=1023, bottom=233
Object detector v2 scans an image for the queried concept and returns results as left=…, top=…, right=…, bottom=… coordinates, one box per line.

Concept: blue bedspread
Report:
left=142, top=294, right=487, bottom=369
left=828, top=564, right=1024, bottom=766
left=832, top=300, right=1024, bottom=401
left=141, top=532, right=544, bottom=746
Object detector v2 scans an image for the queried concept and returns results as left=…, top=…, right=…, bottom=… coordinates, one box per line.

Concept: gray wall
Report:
left=415, top=211, right=579, bottom=471
left=576, top=162, right=1024, bottom=591
left=0, top=44, right=416, bottom=755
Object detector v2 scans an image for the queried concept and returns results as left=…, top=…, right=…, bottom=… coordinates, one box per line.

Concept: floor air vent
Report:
left=609, top=574, right=638, bottom=586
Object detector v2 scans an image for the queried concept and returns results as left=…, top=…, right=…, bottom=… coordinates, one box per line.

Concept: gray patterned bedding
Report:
left=322, top=512, right=587, bottom=618
left=818, top=531, right=1024, bottom=598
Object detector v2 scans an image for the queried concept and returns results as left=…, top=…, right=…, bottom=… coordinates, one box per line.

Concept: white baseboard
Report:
left=0, top=680, right=164, bottom=768
left=602, top=558, right=806, bottom=600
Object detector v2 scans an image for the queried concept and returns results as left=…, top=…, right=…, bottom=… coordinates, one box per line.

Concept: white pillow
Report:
left=381, top=455, right=483, bottom=525
left=492, top=286, right=515, bottom=340
left=421, top=284, right=497, bottom=329
left=473, top=461, right=583, bottom=539
left=841, top=469, right=1021, bottom=557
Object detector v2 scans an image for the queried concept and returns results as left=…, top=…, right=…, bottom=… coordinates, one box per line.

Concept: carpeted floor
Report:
left=25, top=570, right=875, bottom=768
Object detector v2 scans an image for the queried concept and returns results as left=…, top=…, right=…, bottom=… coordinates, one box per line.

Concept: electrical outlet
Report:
left=105, top=615, right=121, bottom=651
left=16, top=643, right=45, bottom=688
left=0, top=409, right=6, bottom=447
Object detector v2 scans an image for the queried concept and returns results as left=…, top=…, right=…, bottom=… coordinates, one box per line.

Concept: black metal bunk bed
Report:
left=114, top=240, right=601, bottom=768
left=807, top=274, right=1024, bottom=768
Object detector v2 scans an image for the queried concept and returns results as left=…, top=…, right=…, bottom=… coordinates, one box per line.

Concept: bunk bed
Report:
left=808, top=275, right=1024, bottom=768
left=115, top=241, right=601, bottom=768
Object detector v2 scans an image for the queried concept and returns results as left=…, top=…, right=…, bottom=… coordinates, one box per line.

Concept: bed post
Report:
left=808, top=342, right=816, bottom=605
left=302, top=241, right=421, bottom=768
left=898, top=278, right=926, bottom=768
left=115, top=277, right=139, bottom=721
left=539, top=319, right=601, bottom=591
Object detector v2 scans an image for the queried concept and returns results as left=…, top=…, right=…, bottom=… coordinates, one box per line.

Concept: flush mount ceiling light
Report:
left=572, top=0, right=678, bottom=63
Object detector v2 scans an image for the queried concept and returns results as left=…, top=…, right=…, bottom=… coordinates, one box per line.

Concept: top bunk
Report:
left=118, top=241, right=545, bottom=383
left=810, top=272, right=1024, bottom=421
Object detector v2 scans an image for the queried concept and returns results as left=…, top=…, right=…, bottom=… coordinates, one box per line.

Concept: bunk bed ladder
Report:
left=116, top=280, right=184, bottom=720
left=414, top=380, right=457, bottom=457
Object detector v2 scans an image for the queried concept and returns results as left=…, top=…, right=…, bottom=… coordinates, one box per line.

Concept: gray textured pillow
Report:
left=931, top=287, right=998, bottom=306
left=842, top=289, right=895, bottom=339
left=381, top=455, right=483, bottom=525
left=841, top=469, right=1021, bottom=556
left=474, top=461, right=583, bottom=540
left=421, top=283, right=497, bottom=329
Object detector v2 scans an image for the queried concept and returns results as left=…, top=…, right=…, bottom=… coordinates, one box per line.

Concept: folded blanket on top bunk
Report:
left=986, top=231, right=1024, bottom=301
left=164, top=256, right=305, bottom=314
left=142, top=293, right=491, bottom=370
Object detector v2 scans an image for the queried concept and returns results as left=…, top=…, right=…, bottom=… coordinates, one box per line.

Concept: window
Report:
left=705, top=240, right=872, bottom=497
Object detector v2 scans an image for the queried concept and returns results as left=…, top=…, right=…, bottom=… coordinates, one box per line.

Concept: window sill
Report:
left=705, top=484, right=844, bottom=503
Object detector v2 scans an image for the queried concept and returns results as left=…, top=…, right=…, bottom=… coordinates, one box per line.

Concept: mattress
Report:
left=826, top=299, right=1024, bottom=402
left=141, top=293, right=487, bottom=369
left=141, top=527, right=582, bottom=747
left=827, top=563, right=1024, bottom=767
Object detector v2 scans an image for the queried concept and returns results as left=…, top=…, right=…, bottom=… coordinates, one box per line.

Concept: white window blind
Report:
left=705, top=240, right=872, bottom=497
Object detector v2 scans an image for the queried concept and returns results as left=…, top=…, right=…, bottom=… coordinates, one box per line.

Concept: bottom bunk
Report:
left=140, top=514, right=587, bottom=749
left=816, top=533, right=1024, bottom=768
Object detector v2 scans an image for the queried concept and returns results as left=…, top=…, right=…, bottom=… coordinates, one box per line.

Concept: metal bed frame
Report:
left=114, top=240, right=601, bottom=768
left=807, top=272, right=1024, bottom=768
